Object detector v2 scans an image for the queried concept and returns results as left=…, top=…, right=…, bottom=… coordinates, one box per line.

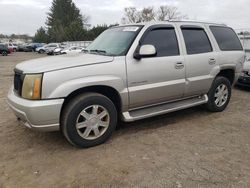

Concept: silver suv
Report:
left=7, top=21, right=245, bottom=147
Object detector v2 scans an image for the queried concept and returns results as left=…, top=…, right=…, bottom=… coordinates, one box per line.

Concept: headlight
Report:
left=22, top=74, right=42, bottom=99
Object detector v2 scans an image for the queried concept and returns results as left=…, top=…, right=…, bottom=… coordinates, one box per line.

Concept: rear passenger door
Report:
left=179, top=25, right=218, bottom=97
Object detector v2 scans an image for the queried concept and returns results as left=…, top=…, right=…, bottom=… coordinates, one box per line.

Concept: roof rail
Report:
left=165, top=19, right=227, bottom=26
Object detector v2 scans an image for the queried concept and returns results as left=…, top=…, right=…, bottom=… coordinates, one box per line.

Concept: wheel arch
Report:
left=216, top=68, right=235, bottom=85
left=60, top=85, right=123, bottom=125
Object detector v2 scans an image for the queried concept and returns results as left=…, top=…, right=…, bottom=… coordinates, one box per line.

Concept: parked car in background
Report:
left=26, top=43, right=44, bottom=52
left=36, top=45, right=48, bottom=54
left=7, top=21, right=245, bottom=148
left=7, top=43, right=18, bottom=52
left=6, top=44, right=13, bottom=54
left=237, top=59, right=250, bottom=87
left=36, top=43, right=60, bottom=54
left=18, top=44, right=27, bottom=52
left=45, top=43, right=61, bottom=55
left=61, top=46, right=84, bottom=54
left=6, top=43, right=14, bottom=53
left=0, top=44, right=9, bottom=56
left=53, top=47, right=64, bottom=55
left=23, top=44, right=34, bottom=52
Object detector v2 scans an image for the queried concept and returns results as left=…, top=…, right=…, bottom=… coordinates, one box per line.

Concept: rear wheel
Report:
left=205, top=76, right=231, bottom=112
left=61, top=93, right=117, bottom=148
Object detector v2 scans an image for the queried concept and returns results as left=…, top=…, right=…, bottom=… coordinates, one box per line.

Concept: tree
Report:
left=122, top=5, right=187, bottom=23
left=157, top=5, right=187, bottom=21
left=140, top=7, right=155, bottom=22
left=121, top=7, right=141, bottom=24
left=85, top=25, right=109, bottom=40
left=46, top=0, right=88, bottom=42
left=33, top=27, right=49, bottom=43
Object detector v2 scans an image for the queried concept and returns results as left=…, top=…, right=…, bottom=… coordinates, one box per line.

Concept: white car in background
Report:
left=61, top=46, right=84, bottom=54
left=53, top=47, right=64, bottom=55
left=36, top=45, right=48, bottom=54
left=36, top=43, right=60, bottom=54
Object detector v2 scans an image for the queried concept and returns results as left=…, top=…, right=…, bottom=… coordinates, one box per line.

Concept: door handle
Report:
left=209, top=58, right=216, bottom=65
left=175, top=62, right=184, bottom=69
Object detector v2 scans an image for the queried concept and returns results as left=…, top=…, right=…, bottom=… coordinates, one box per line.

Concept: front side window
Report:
left=181, top=27, right=212, bottom=55
left=141, top=28, right=179, bottom=57
left=210, top=26, right=243, bottom=51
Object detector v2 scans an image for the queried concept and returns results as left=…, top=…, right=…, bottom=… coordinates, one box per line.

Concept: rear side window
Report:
left=210, top=26, right=243, bottom=51
left=181, top=27, right=212, bottom=55
left=141, top=28, right=179, bottom=57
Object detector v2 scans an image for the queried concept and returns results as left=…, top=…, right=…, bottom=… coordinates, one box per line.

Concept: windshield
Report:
left=86, top=26, right=142, bottom=56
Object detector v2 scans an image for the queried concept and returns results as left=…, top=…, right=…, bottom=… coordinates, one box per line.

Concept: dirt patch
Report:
left=0, top=52, right=250, bottom=188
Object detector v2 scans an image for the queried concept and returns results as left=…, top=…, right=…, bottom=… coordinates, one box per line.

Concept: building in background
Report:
left=0, top=38, right=32, bottom=44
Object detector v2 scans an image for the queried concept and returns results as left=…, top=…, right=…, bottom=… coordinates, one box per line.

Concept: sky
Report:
left=0, top=0, right=249, bottom=35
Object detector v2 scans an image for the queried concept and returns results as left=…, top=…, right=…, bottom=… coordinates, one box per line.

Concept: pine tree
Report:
left=46, top=0, right=87, bottom=42
left=33, top=27, right=49, bottom=43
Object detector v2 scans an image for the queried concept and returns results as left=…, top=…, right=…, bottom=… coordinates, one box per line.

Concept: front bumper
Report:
left=7, top=86, right=64, bottom=131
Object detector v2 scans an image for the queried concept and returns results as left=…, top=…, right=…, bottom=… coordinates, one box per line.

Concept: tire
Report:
left=38, top=50, right=44, bottom=54
left=2, top=51, right=7, bottom=56
left=205, top=76, right=231, bottom=112
left=61, top=93, right=117, bottom=148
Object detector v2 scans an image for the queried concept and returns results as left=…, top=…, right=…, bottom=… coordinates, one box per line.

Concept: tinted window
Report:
left=182, top=28, right=212, bottom=54
left=142, top=28, right=179, bottom=57
left=210, top=26, right=243, bottom=51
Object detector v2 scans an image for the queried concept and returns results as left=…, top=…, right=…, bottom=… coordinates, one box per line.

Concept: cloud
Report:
left=0, top=0, right=249, bottom=35
left=0, top=0, right=49, bottom=8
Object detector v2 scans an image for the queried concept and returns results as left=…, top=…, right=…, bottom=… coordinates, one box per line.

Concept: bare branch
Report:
left=121, top=5, right=188, bottom=23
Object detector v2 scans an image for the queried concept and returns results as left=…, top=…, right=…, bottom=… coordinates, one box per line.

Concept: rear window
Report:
left=210, top=26, right=243, bottom=51
left=181, top=27, right=212, bottom=55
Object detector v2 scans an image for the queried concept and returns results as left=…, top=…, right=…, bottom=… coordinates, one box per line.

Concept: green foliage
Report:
left=32, top=0, right=118, bottom=43
left=85, top=25, right=109, bottom=41
left=33, top=27, right=49, bottom=43
left=46, top=0, right=86, bottom=42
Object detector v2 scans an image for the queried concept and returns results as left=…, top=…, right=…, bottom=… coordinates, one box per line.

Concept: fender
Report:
left=42, top=75, right=129, bottom=108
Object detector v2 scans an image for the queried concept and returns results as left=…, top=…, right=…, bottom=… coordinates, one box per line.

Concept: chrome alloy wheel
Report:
left=76, top=105, right=110, bottom=140
left=214, top=84, right=229, bottom=107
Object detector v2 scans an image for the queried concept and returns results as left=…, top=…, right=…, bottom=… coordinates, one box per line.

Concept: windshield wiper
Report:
left=90, top=49, right=107, bottom=54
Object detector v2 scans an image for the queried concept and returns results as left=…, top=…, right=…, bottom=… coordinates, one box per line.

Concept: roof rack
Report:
left=165, top=19, right=227, bottom=26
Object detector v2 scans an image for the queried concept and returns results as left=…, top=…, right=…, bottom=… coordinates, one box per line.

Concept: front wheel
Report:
left=39, top=49, right=45, bottom=54
left=205, top=76, right=231, bottom=112
left=61, top=93, right=117, bottom=148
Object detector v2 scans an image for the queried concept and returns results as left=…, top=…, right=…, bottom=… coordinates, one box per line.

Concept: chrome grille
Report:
left=14, top=70, right=24, bottom=96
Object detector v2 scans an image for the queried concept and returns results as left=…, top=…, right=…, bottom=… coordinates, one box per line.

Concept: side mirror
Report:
left=134, top=44, right=156, bottom=59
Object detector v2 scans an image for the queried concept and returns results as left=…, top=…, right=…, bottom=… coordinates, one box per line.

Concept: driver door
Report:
left=126, top=25, right=186, bottom=109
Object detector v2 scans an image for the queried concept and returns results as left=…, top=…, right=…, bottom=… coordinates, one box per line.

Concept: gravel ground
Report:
left=0, top=52, right=250, bottom=188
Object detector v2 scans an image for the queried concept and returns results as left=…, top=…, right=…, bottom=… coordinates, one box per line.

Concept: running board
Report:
left=122, top=95, right=208, bottom=122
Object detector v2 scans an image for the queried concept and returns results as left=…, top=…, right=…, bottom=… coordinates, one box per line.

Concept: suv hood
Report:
left=16, top=53, right=114, bottom=73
